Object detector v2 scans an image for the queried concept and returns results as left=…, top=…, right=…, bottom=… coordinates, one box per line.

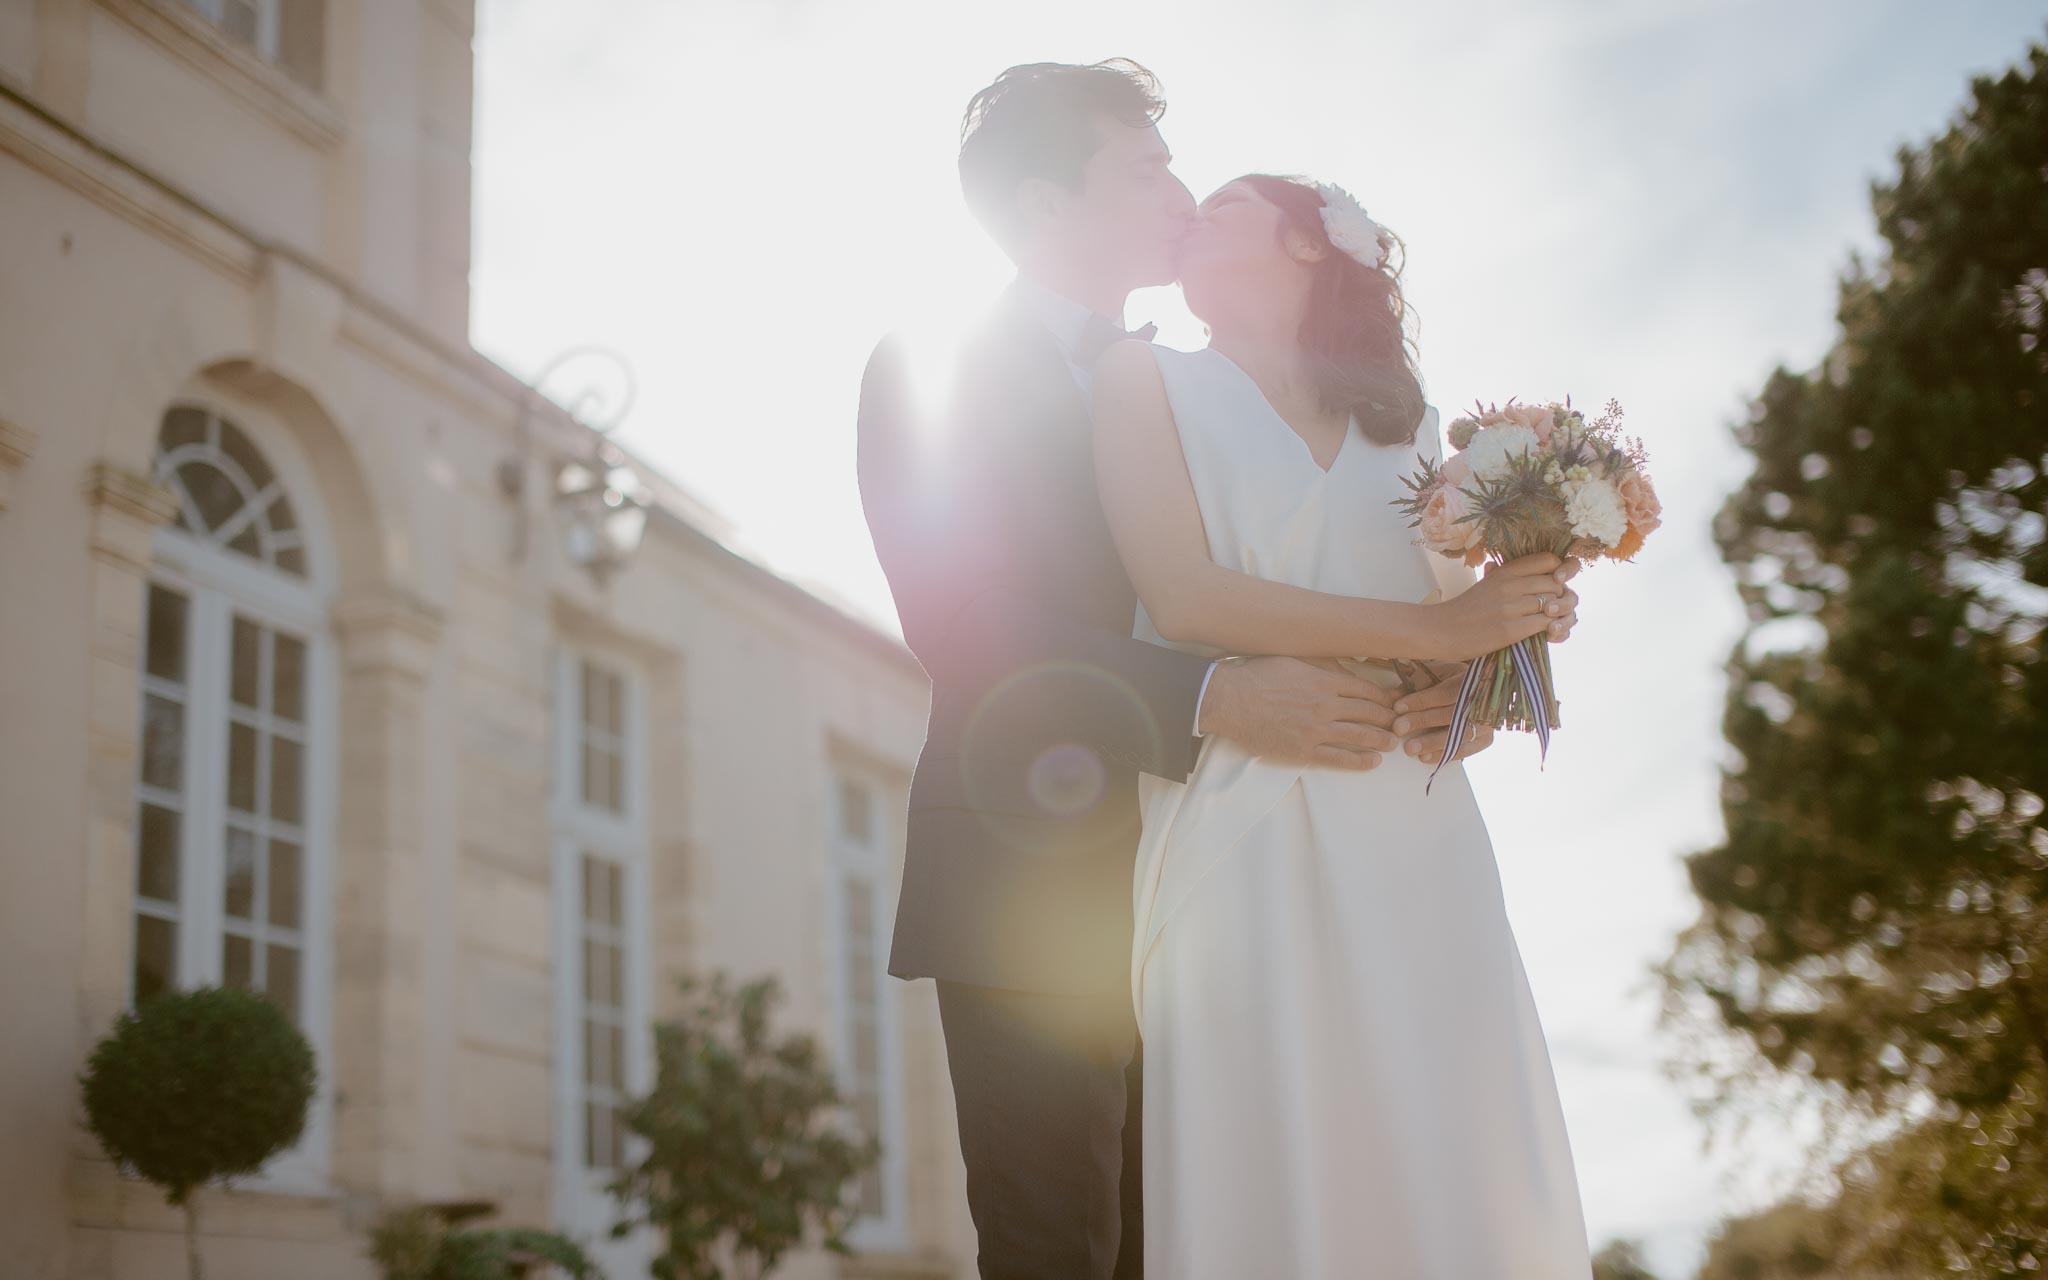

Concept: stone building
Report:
left=0, top=1, right=970, bottom=1275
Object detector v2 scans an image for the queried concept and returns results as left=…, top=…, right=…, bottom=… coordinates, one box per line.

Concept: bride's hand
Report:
left=1426, top=554, right=1576, bottom=660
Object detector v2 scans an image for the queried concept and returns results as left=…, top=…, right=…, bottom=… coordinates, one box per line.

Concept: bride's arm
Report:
left=1091, top=341, right=1558, bottom=663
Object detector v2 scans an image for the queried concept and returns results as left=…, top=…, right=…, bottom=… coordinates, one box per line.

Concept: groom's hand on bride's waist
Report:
left=1198, top=656, right=1400, bottom=770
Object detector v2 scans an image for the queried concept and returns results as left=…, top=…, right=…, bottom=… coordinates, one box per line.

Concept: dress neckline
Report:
left=1202, top=346, right=1354, bottom=476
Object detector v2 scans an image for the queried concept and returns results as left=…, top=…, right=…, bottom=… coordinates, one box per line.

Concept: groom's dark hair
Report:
left=958, top=59, right=1166, bottom=248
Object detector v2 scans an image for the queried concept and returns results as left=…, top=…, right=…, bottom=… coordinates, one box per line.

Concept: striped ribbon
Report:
left=1424, top=656, right=1488, bottom=796
left=1510, top=639, right=1553, bottom=765
left=1423, top=640, right=1554, bottom=795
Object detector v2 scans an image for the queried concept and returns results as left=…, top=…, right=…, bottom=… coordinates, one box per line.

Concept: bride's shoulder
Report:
left=1091, top=338, right=1172, bottom=401
left=1411, top=403, right=1444, bottom=459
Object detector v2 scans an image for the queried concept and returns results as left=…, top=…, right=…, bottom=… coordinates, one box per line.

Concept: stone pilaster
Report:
left=328, top=586, right=444, bottom=1198
left=75, top=462, right=179, bottom=1043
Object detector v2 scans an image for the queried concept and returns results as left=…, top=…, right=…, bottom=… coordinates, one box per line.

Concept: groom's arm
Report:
left=856, top=336, right=1212, bottom=782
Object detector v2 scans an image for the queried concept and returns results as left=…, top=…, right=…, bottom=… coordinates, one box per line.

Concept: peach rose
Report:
left=1440, top=452, right=1474, bottom=488
left=1615, top=468, right=1662, bottom=539
left=1499, top=401, right=1556, bottom=446
left=1418, top=481, right=1483, bottom=558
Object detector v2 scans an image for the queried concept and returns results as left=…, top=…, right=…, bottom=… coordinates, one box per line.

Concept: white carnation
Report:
left=1562, top=475, right=1628, bottom=547
left=1463, top=423, right=1539, bottom=482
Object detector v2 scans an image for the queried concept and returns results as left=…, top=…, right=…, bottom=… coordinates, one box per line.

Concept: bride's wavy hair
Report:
left=1237, top=174, right=1425, bottom=447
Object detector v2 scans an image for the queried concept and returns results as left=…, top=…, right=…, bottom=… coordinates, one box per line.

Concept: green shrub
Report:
left=368, top=1206, right=599, bottom=1280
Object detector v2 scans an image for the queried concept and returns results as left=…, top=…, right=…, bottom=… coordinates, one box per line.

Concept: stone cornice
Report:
left=94, top=0, right=344, bottom=150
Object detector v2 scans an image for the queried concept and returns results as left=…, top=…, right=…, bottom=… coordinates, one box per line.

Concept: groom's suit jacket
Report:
left=857, top=293, right=1212, bottom=999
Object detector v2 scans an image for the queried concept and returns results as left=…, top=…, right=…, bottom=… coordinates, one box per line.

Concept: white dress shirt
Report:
left=1009, top=276, right=1221, bottom=738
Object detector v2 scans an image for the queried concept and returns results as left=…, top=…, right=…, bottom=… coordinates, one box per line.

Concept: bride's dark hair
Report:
left=1237, top=174, right=1425, bottom=447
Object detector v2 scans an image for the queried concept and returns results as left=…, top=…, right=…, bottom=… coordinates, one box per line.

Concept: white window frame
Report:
left=828, top=765, right=910, bottom=1253
left=133, top=399, right=338, bottom=1196
left=178, top=0, right=281, bottom=60
left=550, top=646, right=653, bottom=1266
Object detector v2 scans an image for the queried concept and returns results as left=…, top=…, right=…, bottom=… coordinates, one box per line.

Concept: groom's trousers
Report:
left=934, top=980, right=1144, bottom=1280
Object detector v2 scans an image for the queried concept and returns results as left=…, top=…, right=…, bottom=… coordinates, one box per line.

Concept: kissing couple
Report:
left=858, top=57, right=1593, bottom=1279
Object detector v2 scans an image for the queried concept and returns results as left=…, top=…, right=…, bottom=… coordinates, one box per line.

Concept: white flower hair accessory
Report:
left=1313, top=181, right=1392, bottom=271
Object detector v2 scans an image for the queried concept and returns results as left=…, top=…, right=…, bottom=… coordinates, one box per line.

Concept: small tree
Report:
left=79, top=986, right=317, bottom=1280
left=607, top=972, right=879, bottom=1280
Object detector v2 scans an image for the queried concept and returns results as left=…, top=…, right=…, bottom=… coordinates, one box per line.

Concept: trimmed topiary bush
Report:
left=79, top=985, right=316, bottom=1280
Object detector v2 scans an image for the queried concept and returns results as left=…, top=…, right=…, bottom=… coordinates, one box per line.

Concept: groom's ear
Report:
left=1016, top=176, right=1071, bottom=231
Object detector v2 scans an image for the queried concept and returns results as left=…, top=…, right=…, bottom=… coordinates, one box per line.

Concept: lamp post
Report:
left=499, top=346, right=651, bottom=587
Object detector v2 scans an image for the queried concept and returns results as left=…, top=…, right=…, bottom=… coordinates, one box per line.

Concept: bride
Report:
left=1091, top=174, right=1593, bottom=1277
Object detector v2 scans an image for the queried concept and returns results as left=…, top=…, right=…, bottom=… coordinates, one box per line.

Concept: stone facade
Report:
left=0, top=2, right=970, bottom=1276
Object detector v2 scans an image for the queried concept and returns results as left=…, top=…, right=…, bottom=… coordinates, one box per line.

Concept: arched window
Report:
left=131, top=405, right=330, bottom=1117
left=156, top=405, right=308, bottom=576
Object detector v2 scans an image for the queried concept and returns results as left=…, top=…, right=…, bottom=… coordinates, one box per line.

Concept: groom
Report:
left=856, top=59, right=1551, bottom=1278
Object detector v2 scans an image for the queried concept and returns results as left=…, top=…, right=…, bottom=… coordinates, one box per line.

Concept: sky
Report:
left=470, top=2, right=2048, bottom=1272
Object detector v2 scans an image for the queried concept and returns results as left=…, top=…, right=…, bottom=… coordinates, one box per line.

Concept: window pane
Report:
left=268, top=839, right=301, bottom=930
left=581, top=743, right=608, bottom=812
left=134, top=915, right=176, bottom=1004
left=275, top=545, right=307, bottom=577
left=277, top=0, right=324, bottom=90
left=583, top=1017, right=608, bottom=1089
left=269, top=735, right=303, bottom=825
left=159, top=405, right=208, bottom=453
left=606, top=1023, right=625, bottom=1089
left=226, top=521, right=263, bottom=560
left=136, top=803, right=180, bottom=903
left=223, top=932, right=253, bottom=990
left=145, top=586, right=188, bottom=683
left=584, top=1100, right=612, bottom=1170
left=604, top=747, right=623, bottom=813
left=224, top=826, right=257, bottom=920
left=266, top=944, right=300, bottom=1025
left=217, top=418, right=275, bottom=494
left=272, top=633, right=306, bottom=723
left=220, top=0, right=259, bottom=45
left=267, top=493, right=298, bottom=536
left=583, top=938, right=610, bottom=1007
left=579, top=856, right=602, bottom=926
left=226, top=721, right=258, bottom=813
left=179, top=461, right=242, bottom=532
left=231, top=616, right=261, bottom=709
left=142, top=695, right=185, bottom=791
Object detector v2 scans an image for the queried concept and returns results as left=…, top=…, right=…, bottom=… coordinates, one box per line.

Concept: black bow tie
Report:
left=1073, top=315, right=1158, bottom=365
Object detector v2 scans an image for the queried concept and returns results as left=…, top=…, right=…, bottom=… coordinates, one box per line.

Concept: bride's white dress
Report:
left=1131, top=345, right=1591, bottom=1277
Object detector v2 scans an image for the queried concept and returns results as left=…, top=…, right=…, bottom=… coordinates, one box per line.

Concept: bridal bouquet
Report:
left=1392, top=398, right=1661, bottom=789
